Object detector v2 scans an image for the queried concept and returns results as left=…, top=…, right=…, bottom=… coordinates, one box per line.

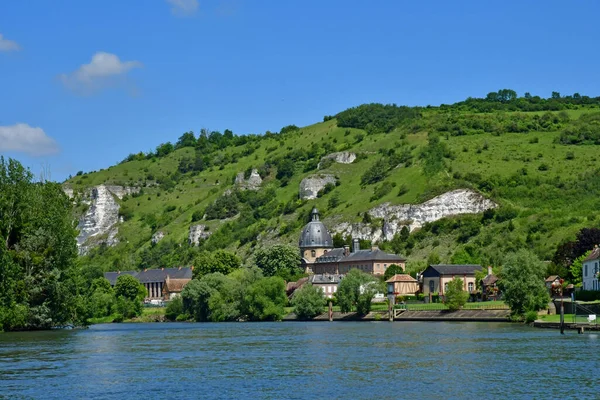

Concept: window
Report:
left=311, top=250, right=316, bottom=257
left=468, top=282, right=474, bottom=292
left=444, top=283, right=449, bottom=292
left=429, top=280, right=435, bottom=293
left=585, top=264, right=588, bottom=277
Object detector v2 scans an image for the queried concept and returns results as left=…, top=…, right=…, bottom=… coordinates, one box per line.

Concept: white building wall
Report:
left=582, top=259, right=600, bottom=291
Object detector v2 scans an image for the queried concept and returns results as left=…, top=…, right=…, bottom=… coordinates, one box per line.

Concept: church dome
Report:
left=299, top=208, right=333, bottom=249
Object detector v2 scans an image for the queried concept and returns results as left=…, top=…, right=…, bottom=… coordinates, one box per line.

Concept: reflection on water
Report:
left=1, top=322, right=598, bottom=399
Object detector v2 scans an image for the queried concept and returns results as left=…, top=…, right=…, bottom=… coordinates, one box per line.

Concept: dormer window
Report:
left=311, top=250, right=316, bottom=257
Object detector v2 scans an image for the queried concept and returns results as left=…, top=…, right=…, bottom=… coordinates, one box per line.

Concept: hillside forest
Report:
left=3, top=89, right=600, bottom=329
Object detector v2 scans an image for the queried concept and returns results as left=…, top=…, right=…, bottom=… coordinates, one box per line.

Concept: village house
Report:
left=481, top=266, right=500, bottom=301
left=163, top=276, right=192, bottom=300
left=386, top=274, right=419, bottom=297
left=421, top=264, right=482, bottom=298
left=104, top=267, right=193, bottom=300
left=309, top=274, right=343, bottom=298
left=582, top=245, right=600, bottom=291
left=299, top=208, right=406, bottom=276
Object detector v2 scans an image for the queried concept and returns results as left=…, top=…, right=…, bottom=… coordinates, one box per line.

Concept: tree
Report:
left=175, top=131, right=196, bottom=149
left=292, top=284, right=325, bottom=320
left=499, top=250, right=550, bottom=315
left=243, top=276, right=287, bottom=321
left=193, top=250, right=241, bottom=278
left=114, top=275, right=146, bottom=301
left=165, top=296, right=183, bottom=321
left=0, top=157, right=83, bottom=331
left=569, top=251, right=590, bottom=286
left=444, top=277, right=469, bottom=311
left=384, top=264, right=405, bottom=280
left=336, top=269, right=381, bottom=314
left=254, top=245, right=302, bottom=280
left=360, top=158, right=389, bottom=186
left=421, top=133, right=447, bottom=177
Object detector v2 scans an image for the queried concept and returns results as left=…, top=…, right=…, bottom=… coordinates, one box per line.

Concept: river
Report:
left=0, top=322, right=598, bottom=399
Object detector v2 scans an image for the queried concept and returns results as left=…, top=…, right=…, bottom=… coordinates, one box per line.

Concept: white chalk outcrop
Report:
left=151, top=231, right=165, bottom=245
left=299, top=174, right=337, bottom=200
left=318, top=152, right=356, bottom=169
left=333, top=189, right=497, bottom=241
left=189, top=224, right=211, bottom=246
left=234, top=169, right=263, bottom=190
left=70, top=184, right=140, bottom=254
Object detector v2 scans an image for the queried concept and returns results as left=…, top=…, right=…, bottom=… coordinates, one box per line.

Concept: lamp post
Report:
left=551, top=279, right=565, bottom=334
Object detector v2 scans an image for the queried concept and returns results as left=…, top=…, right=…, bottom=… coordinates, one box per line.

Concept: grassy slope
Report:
left=66, top=106, right=600, bottom=269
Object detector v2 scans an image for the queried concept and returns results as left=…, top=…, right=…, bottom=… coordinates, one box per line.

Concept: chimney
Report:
left=487, top=266, right=493, bottom=276
left=352, top=238, right=360, bottom=253
left=191, top=266, right=194, bottom=270
left=371, top=245, right=379, bottom=251
left=344, top=245, right=350, bottom=256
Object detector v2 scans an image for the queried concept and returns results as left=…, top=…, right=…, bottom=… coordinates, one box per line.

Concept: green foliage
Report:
left=193, top=250, right=241, bottom=278
left=165, top=296, right=183, bottom=321
left=384, top=264, right=405, bottom=280
left=524, top=310, right=538, bottom=323
left=114, top=275, right=147, bottom=301
left=444, top=277, right=469, bottom=311
left=421, top=133, right=448, bottom=177
left=336, top=103, right=422, bottom=134
left=204, top=193, right=239, bottom=220
left=370, top=181, right=395, bottom=202
left=0, top=157, right=83, bottom=331
left=254, top=244, right=302, bottom=281
left=569, top=251, right=589, bottom=286
left=243, top=276, right=287, bottom=321
left=558, top=113, right=600, bottom=144
left=499, top=250, right=550, bottom=315
left=361, top=158, right=390, bottom=186
left=292, top=284, right=325, bottom=320
left=336, top=269, right=381, bottom=314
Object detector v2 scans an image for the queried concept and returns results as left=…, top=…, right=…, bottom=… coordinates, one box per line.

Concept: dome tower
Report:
left=299, top=208, right=334, bottom=264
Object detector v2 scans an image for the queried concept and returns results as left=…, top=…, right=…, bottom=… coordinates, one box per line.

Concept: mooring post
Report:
left=559, top=280, right=565, bottom=335
left=328, top=301, right=333, bottom=322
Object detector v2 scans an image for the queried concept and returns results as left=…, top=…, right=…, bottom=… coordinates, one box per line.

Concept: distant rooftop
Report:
left=104, top=267, right=192, bottom=286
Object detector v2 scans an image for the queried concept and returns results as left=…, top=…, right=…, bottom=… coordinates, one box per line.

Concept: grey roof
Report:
left=482, top=274, right=499, bottom=286
left=315, top=248, right=346, bottom=263
left=104, top=267, right=193, bottom=286
left=423, top=264, right=482, bottom=277
left=310, top=274, right=343, bottom=284
left=342, top=248, right=406, bottom=263
left=104, top=271, right=137, bottom=286
left=299, top=208, right=333, bottom=249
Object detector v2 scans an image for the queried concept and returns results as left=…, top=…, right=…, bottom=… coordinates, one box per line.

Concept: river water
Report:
left=0, top=322, right=598, bottom=399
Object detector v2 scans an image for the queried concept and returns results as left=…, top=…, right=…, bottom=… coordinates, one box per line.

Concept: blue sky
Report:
left=1, top=0, right=599, bottom=182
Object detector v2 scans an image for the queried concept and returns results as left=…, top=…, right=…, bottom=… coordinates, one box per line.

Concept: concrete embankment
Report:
left=533, top=321, right=600, bottom=331
left=283, top=309, right=511, bottom=322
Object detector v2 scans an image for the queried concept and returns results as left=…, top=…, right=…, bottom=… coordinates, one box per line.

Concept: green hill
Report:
left=66, top=90, right=600, bottom=278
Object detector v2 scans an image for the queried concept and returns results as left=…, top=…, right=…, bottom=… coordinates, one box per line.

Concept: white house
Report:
left=582, top=246, right=600, bottom=291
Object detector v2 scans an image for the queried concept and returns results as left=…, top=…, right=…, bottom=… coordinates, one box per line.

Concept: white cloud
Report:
left=167, top=0, right=199, bottom=16
left=60, top=52, right=142, bottom=93
left=0, top=33, right=20, bottom=52
left=0, top=124, right=59, bottom=156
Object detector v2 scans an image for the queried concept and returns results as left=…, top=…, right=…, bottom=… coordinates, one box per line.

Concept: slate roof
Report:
left=342, top=248, right=406, bottom=263
left=424, top=264, right=482, bottom=276
left=310, top=274, right=343, bottom=284
left=104, top=271, right=137, bottom=286
left=315, top=248, right=346, bottom=263
left=584, top=246, right=600, bottom=261
left=299, top=208, right=334, bottom=249
left=386, top=274, right=417, bottom=283
left=104, top=267, right=193, bottom=286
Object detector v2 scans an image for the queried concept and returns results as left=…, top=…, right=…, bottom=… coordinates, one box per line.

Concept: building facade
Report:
left=309, top=274, right=342, bottom=298
left=421, top=264, right=482, bottom=296
left=300, top=208, right=406, bottom=276
left=583, top=246, right=600, bottom=291
left=104, top=267, right=193, bottom=299
left=386, top=274, right=419, bottom=296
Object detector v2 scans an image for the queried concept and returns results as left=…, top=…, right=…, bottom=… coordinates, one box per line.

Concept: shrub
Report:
left=292, top=284, right=325, bottom=320
left=165, top=297, right=183, bottom=321
left=565, top=151, right=575, bottom=160
left=191, top=210, right=203, bottom=222
left=524, top=310, right=538, bottom=324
